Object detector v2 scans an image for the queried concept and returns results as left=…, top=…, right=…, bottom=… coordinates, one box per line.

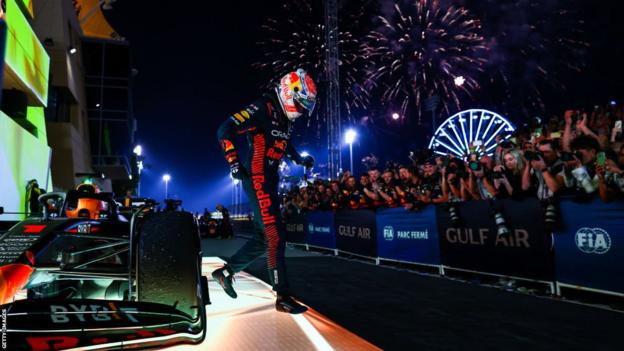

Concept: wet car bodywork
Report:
left=0, top=190, right=209, bottom=350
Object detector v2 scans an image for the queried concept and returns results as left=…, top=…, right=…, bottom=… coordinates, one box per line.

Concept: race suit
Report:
left=217, top=94, right=303, bottom=294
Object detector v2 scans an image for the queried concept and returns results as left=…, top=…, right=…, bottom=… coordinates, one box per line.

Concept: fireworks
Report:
left=253, top=0, right=371, bottom=120
left=253, top=0, right=587, bottom=126
left=361, top=0, right=487, bottom=123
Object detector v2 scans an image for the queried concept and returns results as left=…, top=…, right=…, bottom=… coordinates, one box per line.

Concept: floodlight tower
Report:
left=325, top=0, right=341, bottom=179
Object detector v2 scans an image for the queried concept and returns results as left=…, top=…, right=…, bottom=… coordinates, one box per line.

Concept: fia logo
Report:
left=308, top=223, right=315, bottom=234
left=383, top=226, right=394, bottom=241
left=575, top=227, right=611, bottom=254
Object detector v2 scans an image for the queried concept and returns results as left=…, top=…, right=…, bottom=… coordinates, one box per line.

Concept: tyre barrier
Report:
left=284, top=197, right=624, bottom=297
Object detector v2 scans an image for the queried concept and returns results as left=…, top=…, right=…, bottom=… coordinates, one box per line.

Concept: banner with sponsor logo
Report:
left=284, top=213, right=306, bottom=244
left=436, top=199, right=554, bottom=281
left=334, top=210, right=377, bottom=257
left=305, top=211, right=336, bottom=249
left=554, top=198, right=624, bottom=294
left=376, top=207, right=440, bottom=265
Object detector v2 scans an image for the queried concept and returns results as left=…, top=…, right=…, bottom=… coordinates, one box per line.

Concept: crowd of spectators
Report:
left=281, top=103, right=624, bottom=226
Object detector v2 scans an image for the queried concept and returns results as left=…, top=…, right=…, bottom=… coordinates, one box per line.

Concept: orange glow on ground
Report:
left=167, top=257, right=381, bottom=350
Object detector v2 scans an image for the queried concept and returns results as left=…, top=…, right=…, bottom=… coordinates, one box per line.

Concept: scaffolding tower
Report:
left=324, top=0, right=341, bottom=179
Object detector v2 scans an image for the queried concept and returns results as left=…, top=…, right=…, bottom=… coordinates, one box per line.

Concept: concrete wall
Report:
left=45, top=121, right=93, bottom=191
left=32, top=0, right=93, bottom=190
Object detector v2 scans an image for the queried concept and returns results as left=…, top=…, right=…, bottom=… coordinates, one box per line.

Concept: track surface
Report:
left=167, top=256, right=379, bottom=351
left=203, top=234, right=624, bottom=351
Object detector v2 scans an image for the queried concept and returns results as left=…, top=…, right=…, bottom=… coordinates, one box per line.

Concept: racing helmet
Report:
left=275, top=69, right=317, bottom=122
left=65, top=183, right=107, bottom=219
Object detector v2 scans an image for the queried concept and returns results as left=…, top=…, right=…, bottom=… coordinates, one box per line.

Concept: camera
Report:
left=560, top=152, right=575, bottom=162
left=438, top=156, right=450, bottom=169
left=494, top=211, right=510, bottom=236
left=447, top=159, right=467, bottom=179
left=491, top=171, right=505, bottom=179
left=448, top=205, right=461, bottom=226
left=499, top=140, right=514, bottom=149
left=544, top=201, right=557, bottom=232
left=570, top=110, right=584, bottom=126
left=524, top=150, right=543, bottom=161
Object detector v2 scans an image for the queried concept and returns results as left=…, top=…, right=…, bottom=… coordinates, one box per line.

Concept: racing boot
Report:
left=211, top=264, right=237, bottom=298
left=276, top=294, right=308, bottom=314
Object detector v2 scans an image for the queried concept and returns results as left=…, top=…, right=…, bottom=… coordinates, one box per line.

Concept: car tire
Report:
left=136, top=211, right=205, bottom=331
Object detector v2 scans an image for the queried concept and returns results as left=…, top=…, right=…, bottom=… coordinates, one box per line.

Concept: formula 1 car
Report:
left=0, top=182, right=208, bottom=350
left=198, top=216, right=220, bottom=239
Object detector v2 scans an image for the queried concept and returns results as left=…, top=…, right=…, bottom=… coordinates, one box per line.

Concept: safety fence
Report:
left=284, top=197, right=624, bottom=297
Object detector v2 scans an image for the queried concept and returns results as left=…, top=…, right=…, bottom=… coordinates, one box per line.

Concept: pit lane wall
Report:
left=284, top=198, right=624, bottom=297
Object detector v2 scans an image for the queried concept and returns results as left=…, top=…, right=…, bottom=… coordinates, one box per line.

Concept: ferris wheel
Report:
left=428, top=109, right=516, bottom=158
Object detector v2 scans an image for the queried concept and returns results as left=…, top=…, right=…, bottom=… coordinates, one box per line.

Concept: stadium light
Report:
left=133, top=145, right=142, bottom=156
left=344, top=129, right=357, bottom=145
left=344, top=129, right=357, bottom=172
left=162, top=174, right=171, bottom=199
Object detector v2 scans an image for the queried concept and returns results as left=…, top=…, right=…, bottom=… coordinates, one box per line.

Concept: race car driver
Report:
left=212, top=69, right=315, bottom=314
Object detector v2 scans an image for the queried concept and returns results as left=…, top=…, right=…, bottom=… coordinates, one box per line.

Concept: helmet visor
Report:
left=293, top=92, right=316, bottom=112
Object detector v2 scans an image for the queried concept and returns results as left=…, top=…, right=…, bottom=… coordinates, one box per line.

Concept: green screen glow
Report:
left=15, top=0, right=34, bottom=18
left=0, top=111, right=52, bottom=220
left=4, top=0, right=49, bottom=106
left=26, top=106, right=47, bottom=143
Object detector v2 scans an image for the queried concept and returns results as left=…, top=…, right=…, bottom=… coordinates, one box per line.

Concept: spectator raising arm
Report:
left=465, top=169, right=482, bottom=200
left=576, top=114, right=601, bottom=142
left=363, top=184, right=379, bottom=202
left=596, top=164, right=616, bottom=203
left=493, top=164, right=514, bottom=196
left=445, top=171, right=462, bottom=200
left=376, top=187, right=395, bottom=205
left=522, top=156, right=532, bottom=192
left=434, top=169, right=449, bottom=204
left=562, top=110, right=574, bottom=153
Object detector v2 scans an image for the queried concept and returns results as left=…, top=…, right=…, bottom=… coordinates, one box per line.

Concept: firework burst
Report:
left=253, top=0, right=372, bottom=120
left=362, top=0, right=487, bottom=123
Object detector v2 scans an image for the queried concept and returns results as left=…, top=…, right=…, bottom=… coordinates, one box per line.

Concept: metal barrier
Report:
left=283, top=197, right=624, bottom=298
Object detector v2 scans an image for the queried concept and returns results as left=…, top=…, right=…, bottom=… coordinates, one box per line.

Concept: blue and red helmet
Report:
left=276, top=69, right=317, bottom=121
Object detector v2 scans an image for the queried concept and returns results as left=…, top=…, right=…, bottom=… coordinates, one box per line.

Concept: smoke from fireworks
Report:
left=464, top=0, right=588, bottom=117
left=362, top=0, right=487, bottom=123
left=253, top=0, right=371, bottom=121
left=254, top=0, right=587, bottom=129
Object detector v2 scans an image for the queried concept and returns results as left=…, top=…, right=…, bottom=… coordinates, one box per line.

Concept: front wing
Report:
left=1, top=298, right=204, bottom=350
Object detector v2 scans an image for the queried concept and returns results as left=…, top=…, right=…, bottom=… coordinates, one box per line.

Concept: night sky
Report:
left=105, top=1, right=624, bottom=213
left=106, top=2, right=281, bottom=212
